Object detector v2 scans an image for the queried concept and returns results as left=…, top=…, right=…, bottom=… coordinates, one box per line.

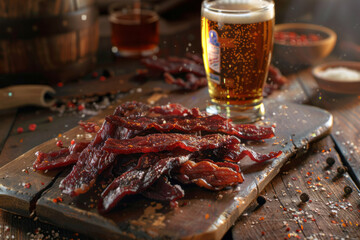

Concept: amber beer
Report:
left=201, top=0, right=274, bottom=122
left=110, top=9, right=159, bottom=57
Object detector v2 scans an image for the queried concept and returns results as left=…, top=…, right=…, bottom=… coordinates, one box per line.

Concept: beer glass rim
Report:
left=202, top=0, right=274, bottom=14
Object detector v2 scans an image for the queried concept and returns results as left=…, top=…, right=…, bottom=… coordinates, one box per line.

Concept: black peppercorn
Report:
left=344, top=186, right=353, bottom=195
left=256, top=196, right=266, bottom=206
left=337, top=166, right=347, bottom=176
left=102, top=69, right=114, bottom=78
left=326, top=157, right=335, bottom=167
left=300, top=193, right=310, bottom=203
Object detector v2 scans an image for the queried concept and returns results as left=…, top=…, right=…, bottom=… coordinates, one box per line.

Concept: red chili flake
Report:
left=57, top=82, right=64, bottom=87
left=205, top=213, right=210, bottom=219
left=208, top=204, right=211, bottom=207
left=308, top=200, right=312, bottom=203
left=70, top=139, right=76, bottom=145
left=291, top=177, right=297, bottom=181
left=296, top=229, right=300, bottom=233
left=261, top=231, right=265, bottom=236
left=283, top=207, right=287, bottom=211
left=56, top=140, right=63, bottom=147
left=286, top=227, right=290, bottom=232
left=312, top=218, right=316, bottom=222
left=99, top=76, right=106, bottom=81
left=331, top=220, right=337, bottom=224
left=259, top=217, right=265, bottom=221
left=20, top=139, right=23, bottom=143
left=303, top=219, right=307, bottom=222
left=298, top=208, right=302, bottom=211
left=47, top=116, right=53, bottom=122
left=24, top=183, right=31, bottom=189
left=17, top=127, right=24, bottom=134
left=306, top=172, right=312, bottom=176
left=77, top=104, right=85, bottom=111
left=52, top=197, right=63, bottom=203
left=67, top=101, right=76, bottom=108
left=92, top=72, right=99, bottom=78
left=317, top=176, right=321, bottom=181
left=41, top=182, right=44, bottom=185
left=28, top=123, right=37, bottom=131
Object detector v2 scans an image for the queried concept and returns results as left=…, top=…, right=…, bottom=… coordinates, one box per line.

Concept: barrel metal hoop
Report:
left=0, top=6, right=98, bottom=39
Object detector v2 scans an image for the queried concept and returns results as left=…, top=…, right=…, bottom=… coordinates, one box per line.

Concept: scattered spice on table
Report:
left=28, top=123, right=37, bottom=132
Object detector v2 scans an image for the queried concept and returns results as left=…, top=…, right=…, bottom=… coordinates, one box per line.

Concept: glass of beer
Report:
left=109, top=0, right=159, bottom=57
left=201, top=0, right=275, bottom=122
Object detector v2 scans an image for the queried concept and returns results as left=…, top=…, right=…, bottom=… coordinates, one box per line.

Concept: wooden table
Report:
left=0, top=13, right=359, bottom=240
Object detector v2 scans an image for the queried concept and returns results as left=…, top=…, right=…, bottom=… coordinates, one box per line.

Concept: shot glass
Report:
left=109, top=0, right=159, bottom=57
left=201, top=0, right=275, bottom=122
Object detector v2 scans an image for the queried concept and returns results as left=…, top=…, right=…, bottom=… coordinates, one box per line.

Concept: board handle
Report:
left=0, top=85, right=56, bottom=110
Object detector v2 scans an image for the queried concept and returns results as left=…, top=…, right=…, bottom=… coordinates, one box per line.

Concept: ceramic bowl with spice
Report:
left=272, top=23, right=337, bottom=73
left=312, top=61, right=360, bottom=94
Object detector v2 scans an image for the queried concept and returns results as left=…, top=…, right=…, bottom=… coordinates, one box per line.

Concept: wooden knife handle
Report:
left=0, top=85, right=56, bottom=110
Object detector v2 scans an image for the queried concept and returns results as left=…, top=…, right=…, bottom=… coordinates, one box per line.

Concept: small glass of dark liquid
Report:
left=109, top=1, right=159, bottom=57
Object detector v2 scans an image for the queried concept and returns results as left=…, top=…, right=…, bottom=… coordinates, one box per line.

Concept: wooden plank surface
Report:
left=0, top=77, right=333, bottom=240
left=232, top=136, right=360, bottom=240
left=296, top=70, right=360, bottom=187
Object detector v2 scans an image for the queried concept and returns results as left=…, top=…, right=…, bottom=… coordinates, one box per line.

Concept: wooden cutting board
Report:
left=0, top=82, right=332, bottom=240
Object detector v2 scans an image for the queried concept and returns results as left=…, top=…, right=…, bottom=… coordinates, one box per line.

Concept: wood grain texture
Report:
left=296, top=70, right=360, bottom=187
left=232, top=136, right=360, bottom=240
left=0, top=79, right=333, bottom=240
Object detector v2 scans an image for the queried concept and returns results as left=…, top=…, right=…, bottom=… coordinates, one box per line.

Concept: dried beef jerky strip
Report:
left=103, top=133, right=241, bottom=155
left=105, top=114, right=275, bottom=140
left=33, top=142, right=90, bottom=170
left=141, top=176, right=184, bottom=202
left=99, top=151, right=191, bottom=213
left=148, top=103, right=204, bottom=117
left=164, top=72, right=207, bottom=91
left=185, top=53, right=203, bottom=65
left=141, top=57, right=206, bottom=77
left=175, top=159, right=244, bottom=190
left=216, top=144, right=282, bottom=163
left=59, top=102, right=146, bottom=196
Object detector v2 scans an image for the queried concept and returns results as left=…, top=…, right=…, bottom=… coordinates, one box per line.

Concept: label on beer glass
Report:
left=207, top=30, right=221, bottom=74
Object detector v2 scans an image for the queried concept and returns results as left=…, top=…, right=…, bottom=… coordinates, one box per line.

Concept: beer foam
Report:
left=202, top=0, right=274, bottom=24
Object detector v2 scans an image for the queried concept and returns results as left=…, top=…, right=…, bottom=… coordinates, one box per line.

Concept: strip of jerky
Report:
left=103, top=133, right=241, bottom=154
left=105, top=114, right=275, bottom=140
left=148, top=102, right=204, bottom=117
left=59, top=102, right=149, bottom=196
left=98, top=151, right=191, bottom=213
left=141, top=176, right=184, bottom=203
left=164, top=72, right=207, bottom=91
left=33, top=142, right=90, bottom=170
left=215, top=144, right=283, bottom=163
left=175, top=159, right=244, bottom=190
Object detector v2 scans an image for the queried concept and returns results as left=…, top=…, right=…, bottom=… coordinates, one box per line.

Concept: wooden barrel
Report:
left=0, top=0, right=99, bottom=86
